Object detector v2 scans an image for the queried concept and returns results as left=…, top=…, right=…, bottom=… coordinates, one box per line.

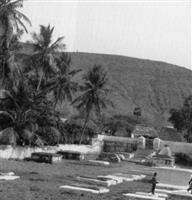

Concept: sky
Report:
left=22, top=0, right=191, bottom=69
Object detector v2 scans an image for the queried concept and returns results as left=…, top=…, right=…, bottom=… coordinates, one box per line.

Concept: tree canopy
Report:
left=168, top=95, right=192, bottom=142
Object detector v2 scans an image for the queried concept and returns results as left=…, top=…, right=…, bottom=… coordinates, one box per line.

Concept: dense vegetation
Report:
left=0, top=0, right=111, bottom=146
left=169, top=95, right=192, bottom=142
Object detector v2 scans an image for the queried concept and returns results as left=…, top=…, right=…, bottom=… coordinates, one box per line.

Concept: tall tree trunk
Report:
left=79, top=111, right=90, bottom=145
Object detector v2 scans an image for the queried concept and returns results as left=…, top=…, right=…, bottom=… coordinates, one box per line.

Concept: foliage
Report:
left=0, top=1, right=114, bottom=146
left=58, top=122, right=94, bottom=144
left=47, top=53, right=81, bottom=107
left=168, top=95, right=192, bottom=142
left=175, top=153, right=192, bottom=166
left=27, top=24, right=65, bottom=91
left=0, top=0, right=31, bottom=86
left=102, top=114, right=150, bottom=136
left=72, top=65, right=112, bottom=144
left=0, top=1, right=82, bottom=146
left=0, top=76, right=61, bottom=146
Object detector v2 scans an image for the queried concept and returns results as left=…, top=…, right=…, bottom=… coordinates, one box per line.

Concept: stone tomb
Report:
left=151, top=154, right=175, bottom=167
left=57, top=150, right=85, bottom=160
left=151, top=145, right=175, bottom=167
left=57, top=150, right=98, bottom=161
left=30, top=152, right=62, bottom=164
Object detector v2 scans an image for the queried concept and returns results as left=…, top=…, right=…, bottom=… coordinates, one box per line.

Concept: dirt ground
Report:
left=0, top=159, right=155, bottom=200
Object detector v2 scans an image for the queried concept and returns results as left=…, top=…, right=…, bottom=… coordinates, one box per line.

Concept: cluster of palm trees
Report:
left=0, top=0, right=111, bottom=146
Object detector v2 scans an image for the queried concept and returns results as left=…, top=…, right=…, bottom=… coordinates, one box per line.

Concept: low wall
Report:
left=98, top=135, right=138, bottom=143
left=0, top=140, right=103, bottom=160
left=97, top=135, right=141, bottom=153
left=160, top=140, right=192, bottom=154
left=0, top=145, right=58, bottom=160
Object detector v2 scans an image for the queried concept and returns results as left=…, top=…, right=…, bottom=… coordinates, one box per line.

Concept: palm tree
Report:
left=47, top=53, right=81, bottom=108
left=0, top=0, right=31, bottom=49
left=29, top=24, right=65, bottom=91
left=0, top=76, right=61, bottom=146
left=0, top=0, right=31, bottom=86
left=72, top=65, right=112, bottom=144
left=0, top=79, right=39, bottom=145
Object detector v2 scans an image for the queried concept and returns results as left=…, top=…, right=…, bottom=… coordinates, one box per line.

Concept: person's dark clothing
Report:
left=151, top=176, right=158, bottom=194
left=187, top=178, right=192, bottom=193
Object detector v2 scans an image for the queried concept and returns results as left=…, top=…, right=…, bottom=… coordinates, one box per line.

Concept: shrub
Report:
left=58, top=122, right=95, bottom=144
left=175, top=153, right=192, bottom=166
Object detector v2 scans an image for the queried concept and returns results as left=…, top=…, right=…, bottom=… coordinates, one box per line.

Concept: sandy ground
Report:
left=0, top=159, right=154, bottom=200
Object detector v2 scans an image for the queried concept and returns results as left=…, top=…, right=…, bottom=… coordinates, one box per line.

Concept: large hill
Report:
left=68, top=52, right=192, bottom=126
left=18, top=46, right=192, bottom=126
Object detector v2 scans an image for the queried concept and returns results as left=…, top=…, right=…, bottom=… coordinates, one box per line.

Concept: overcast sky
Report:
left=22, top=0, right=191, bottom=69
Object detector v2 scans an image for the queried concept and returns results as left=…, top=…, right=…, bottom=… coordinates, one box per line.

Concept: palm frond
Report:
left=0, top=110, right=14, bottom=121
left=15, top=9, right=32, bottom=26
left=50, top=36, right=65, bottom=51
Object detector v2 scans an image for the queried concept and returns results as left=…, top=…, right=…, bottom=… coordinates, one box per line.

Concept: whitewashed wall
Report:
left=0, top=139, right=103, bottom=160
left=160, top=140, right=192, bottom=154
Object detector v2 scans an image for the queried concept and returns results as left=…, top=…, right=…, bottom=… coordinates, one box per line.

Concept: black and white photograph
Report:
left=0, top=0, right=191, bottom=199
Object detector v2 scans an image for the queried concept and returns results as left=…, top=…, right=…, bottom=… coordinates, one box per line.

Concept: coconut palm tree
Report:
left=0, top=76, right=61, bottom=146
left=47, top=53, right=81, bottom=108
left=72, top=65, right=112, bottom=144
left=0, top=0, right=31, bottom=50
left=0, top=0, right=31, bottom=86
left=29, top=24, right=65, bottom=91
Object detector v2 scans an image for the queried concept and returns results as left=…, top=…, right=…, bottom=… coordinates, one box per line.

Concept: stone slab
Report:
left=60, top=185, right=109, bottom=194
left=157, top=183, right=187, bottom=190
left=88, top=160, right=110, bottom=165
left=0, top=175, right=20, bottom=180
left=156, top=189, right=177, bottom=194
left=123, top=193, right=165, bottom=200
left=136, top=192, right=167, bottom=198
left=98, top=175, right=124, bottom=183
left=76, top=176, right=117, bottom=186
left=113, top=173, right=146, bottom=181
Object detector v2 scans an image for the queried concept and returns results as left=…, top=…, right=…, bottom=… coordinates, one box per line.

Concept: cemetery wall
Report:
left=97, top=135, right=139, bottom=153
left=98, top=135, right=138, bottom=143
left=0, top=139, right=103, bottom=160
left=160, top=140, right=192, bottom=154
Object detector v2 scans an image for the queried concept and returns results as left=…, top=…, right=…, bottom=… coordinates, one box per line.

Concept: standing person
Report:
left=187, top=175, right=192, bottom=194
left=151, top=172, right=158, bottom=195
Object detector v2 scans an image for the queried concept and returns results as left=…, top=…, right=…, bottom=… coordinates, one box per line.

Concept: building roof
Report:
left=132, top=124, right=158, bottom=138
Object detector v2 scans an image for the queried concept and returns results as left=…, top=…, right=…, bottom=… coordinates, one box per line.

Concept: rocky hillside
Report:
left=68, top=52, right=192, bottom=126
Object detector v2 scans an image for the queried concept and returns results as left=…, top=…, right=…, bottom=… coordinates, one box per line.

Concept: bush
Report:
left=175, top=153, right=192, bottom=166
left=58, top=122, right=95, bottom=144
